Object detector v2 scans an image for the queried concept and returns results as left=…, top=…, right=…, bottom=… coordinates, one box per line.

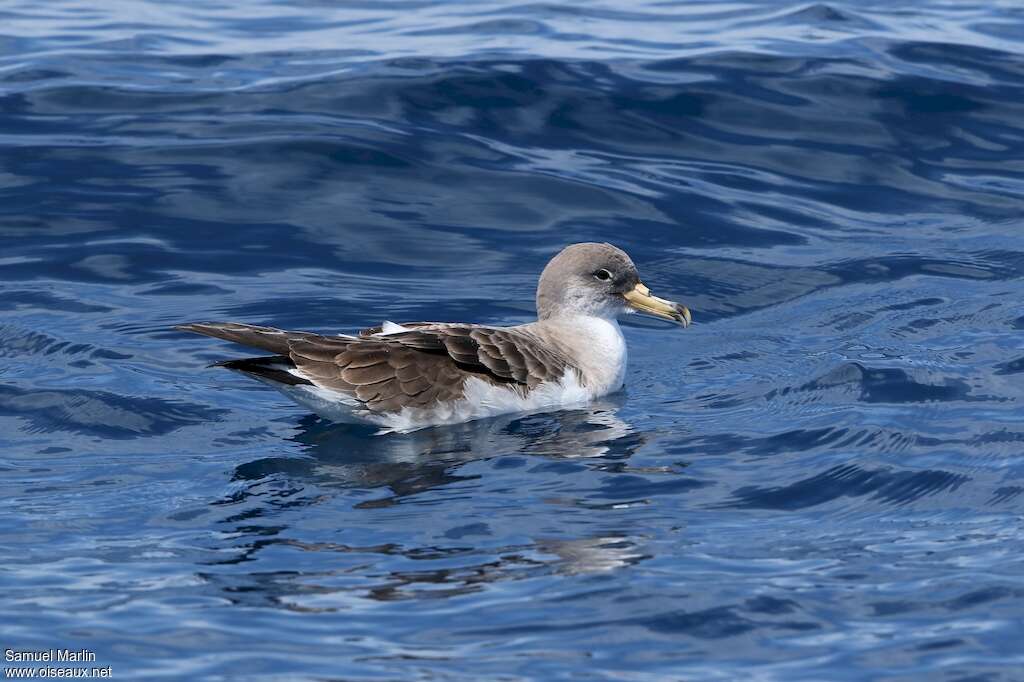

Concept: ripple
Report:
left=0, top=384, right=226, bottom=438
left=723, top=463, right=971, bottom=510
left=770, top=362, right=975, bottom=405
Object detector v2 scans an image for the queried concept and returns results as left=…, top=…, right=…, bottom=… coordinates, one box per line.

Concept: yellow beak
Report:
left=622, top=282, right=691, bottom=327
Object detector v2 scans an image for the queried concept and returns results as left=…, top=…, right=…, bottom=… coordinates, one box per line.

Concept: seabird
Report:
left=176, top=242, right=691, bottom=432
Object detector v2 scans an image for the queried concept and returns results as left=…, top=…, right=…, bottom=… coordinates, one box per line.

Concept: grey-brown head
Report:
left=535, top=242, right=691, bottom=326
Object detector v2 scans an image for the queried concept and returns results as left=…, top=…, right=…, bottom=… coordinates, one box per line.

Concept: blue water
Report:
left=3, top=1, right=1024, bottom=679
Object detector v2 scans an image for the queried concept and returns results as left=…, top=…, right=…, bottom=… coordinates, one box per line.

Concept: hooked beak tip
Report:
left=622, top=282, right=692, bottom=327
left=676, top=305, right=692, bottom=328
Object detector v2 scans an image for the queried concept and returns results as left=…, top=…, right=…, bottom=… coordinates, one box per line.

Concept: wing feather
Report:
left=178, top=321, right=575, bottom=414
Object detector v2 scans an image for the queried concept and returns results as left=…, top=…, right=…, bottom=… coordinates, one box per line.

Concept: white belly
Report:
left=275, top=368, right=592, bottom=434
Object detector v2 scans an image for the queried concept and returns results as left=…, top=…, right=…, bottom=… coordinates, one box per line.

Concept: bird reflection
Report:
left=198, top=532, right=650, bottom=610
left=229, top=396, right=639, bottom=502
left=204, top=402, right=649, bottom=607
left=537, top=535, right=649, bottom=575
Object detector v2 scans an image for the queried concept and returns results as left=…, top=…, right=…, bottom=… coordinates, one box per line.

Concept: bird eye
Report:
left=593, top=269, right=613, bottom=282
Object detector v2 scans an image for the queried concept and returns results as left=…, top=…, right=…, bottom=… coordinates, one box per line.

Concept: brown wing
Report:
left=291, top=325, right=574, bottom=413
left=178, top=322, right=576, bottom=414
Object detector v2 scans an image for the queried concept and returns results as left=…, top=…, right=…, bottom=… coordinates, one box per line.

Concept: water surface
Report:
left=2, top=1, right=1024, bottom=679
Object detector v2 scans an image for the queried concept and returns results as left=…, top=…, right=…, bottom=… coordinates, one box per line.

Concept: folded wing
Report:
left=176, top=322, right=575, bottom=413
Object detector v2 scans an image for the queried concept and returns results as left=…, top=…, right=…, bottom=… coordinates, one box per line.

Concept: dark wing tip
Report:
left=172, top=321, right=293, bottom=355
left=175, top=321, right=237, bottom=334
left=175, top=322, right=210, bottom=333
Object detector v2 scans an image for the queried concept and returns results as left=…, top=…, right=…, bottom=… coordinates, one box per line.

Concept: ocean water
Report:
left=2, top=0, right=1024, bottom=679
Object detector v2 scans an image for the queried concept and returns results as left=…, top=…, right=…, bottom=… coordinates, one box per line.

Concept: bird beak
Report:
left=622, top=282, right=691, bottom=327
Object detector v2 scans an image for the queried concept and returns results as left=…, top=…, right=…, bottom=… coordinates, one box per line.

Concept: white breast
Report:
left=538, top=316, right=627, bottom=397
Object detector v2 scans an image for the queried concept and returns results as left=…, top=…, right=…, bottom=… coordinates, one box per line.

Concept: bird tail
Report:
left=216, top=355, right=313, bottom=386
